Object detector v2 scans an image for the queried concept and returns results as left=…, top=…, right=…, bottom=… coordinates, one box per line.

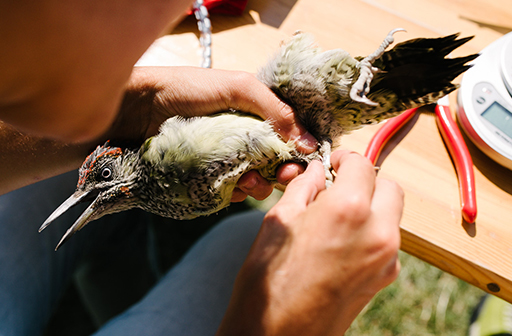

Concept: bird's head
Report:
left=40, top=142, right=141, bottom=250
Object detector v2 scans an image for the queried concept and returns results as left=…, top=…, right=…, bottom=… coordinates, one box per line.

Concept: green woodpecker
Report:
left=40, top=30, right=477, bottom=250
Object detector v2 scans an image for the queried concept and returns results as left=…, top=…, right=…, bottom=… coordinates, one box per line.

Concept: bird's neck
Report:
left=117, top=149, right=147, bottom=198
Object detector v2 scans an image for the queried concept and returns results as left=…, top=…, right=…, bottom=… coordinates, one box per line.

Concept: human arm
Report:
left=111, top=66, right=317, bottom=201
left=0, top=66, right=316, bottom=196
left=0, top=122, right=93, bottom=195
left=0, top=0, right=316, bottom=197
left=0, top=0, right=193, bottom=142
left=217, top=150, right=403, bottom=336
left=0, top=0, right=193, bottom=194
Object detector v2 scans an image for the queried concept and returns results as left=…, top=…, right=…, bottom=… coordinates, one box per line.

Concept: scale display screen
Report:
left=481, top=101, right=512, bottom=139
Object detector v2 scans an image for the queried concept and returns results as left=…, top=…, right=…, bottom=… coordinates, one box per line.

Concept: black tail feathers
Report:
left=370, top=33, right=478, bottom=107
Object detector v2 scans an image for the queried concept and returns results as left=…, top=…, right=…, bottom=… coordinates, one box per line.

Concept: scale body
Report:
left=457, top=32, right=512, bottom=170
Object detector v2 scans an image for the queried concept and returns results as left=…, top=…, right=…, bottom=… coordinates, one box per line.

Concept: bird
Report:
left=40, top=29, right=477, bottom=250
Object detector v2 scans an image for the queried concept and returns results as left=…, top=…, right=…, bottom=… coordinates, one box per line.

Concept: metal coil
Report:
left=193, top=0, right=212, bottom=68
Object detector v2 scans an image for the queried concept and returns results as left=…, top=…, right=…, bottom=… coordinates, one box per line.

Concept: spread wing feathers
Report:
left=368, top=33, right=478, bottom=110
left=258, top=32, right=477, bottom=140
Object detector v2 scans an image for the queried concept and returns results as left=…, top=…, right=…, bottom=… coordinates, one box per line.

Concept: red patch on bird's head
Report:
left=119, top=186, right=132, bottom=197
left=78, top=143, right=123, bottom=187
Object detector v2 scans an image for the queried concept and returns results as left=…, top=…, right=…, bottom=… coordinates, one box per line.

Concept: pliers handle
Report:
left=364, top=97, right=477, bottom=223
left=365, top=107, right=419, bottom=166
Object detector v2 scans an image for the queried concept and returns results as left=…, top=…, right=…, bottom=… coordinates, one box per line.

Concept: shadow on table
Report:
left=171, top=0, right=298, bottom=36
left=459, top=129, right=512, bottom=195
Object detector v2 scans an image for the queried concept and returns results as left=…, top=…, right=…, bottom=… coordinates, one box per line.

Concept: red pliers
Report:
left=364, top=95, right=477, bottom=223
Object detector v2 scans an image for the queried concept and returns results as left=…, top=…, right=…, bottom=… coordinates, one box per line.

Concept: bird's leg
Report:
left=319, top=140, right=334, bottom=188
left=350, top=28, right=406, bottom=106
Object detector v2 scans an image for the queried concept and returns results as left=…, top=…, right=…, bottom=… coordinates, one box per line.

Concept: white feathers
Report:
left=258, top=32, right=320, bottom=89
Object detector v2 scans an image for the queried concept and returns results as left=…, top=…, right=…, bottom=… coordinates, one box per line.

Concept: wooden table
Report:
left=137, top=0, right=512, bottom=303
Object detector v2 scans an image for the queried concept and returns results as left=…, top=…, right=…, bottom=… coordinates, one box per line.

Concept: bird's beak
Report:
left=39, top=190, right=100, bottom=251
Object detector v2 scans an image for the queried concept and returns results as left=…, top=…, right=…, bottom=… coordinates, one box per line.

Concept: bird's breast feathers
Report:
left=142, top=113, right=295, bottom=169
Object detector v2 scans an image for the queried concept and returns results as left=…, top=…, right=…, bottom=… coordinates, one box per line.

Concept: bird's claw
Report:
left=350, top=28, right=406, bottom=106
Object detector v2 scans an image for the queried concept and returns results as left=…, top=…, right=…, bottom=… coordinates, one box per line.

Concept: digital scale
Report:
left=457, top=32, right=512, bottom=170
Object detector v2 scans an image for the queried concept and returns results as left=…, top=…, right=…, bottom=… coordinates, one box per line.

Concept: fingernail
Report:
left=294, top=132, right=318, bottom=152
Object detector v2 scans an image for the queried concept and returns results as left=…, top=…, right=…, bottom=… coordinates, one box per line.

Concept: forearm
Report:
left=0, top=122, right=93, bottom=195
left=0, top=65, right=314, bottom=196
left=0, top=69, right=164, bottom=196
left=0, top=0, right=192, bottom=143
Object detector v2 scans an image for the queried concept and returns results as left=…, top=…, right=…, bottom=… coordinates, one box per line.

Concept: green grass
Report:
left=346, top=251, right=484, bottom=335
left=248, top=192, right=485, bottom=335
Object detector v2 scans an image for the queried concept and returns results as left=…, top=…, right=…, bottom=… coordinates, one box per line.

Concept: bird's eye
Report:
left=101, top=167, right=112, bottom=180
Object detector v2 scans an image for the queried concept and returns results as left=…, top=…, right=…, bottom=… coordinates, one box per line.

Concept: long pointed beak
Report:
left=54, top=201, right=98, bottom=251
left=39, top=191, right=92, bottom=233
left=39, top=190, right=103, bottom=251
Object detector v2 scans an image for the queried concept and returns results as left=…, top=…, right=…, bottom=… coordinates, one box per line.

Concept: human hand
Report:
left=217, top=150, right=404, bottom=336
left=111, top=66, right=317, bottom=202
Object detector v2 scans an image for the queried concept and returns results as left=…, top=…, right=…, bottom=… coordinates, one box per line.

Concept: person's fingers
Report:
left=329, top=150, right=377, bottom=204
left=273, top=160, right=326, bottom=212
left=151, top=67, right=317, bottom=152
left=360, top=178, right=404, bottom=288
left=371, top=178, right=404, bottom=228
left=368, top=178, right=404, bottom=256
left=225, top=72, right=318, bottom=154
left=236, top=170, right=274, bottom=201
left=231, top=188, right=248, bottom=203
left=276, top=162, right=306, bottom=185
left=379, top=252, right=402, bottom=288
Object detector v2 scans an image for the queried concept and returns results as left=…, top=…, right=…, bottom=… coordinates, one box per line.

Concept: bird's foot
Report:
left=350, top=28, right=406, bottom=106
left=319, top=140, right=334, bottom=188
